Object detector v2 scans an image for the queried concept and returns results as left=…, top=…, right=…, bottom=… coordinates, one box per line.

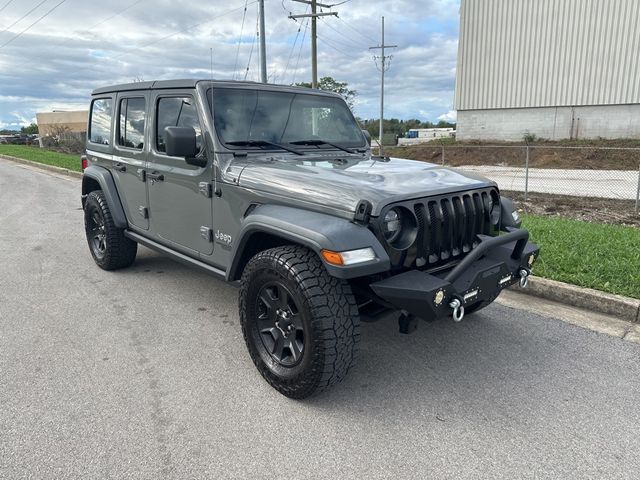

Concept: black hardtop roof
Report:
left=91, top=79, right=342, bottom=98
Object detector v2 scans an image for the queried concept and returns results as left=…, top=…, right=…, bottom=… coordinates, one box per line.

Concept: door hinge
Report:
left=137, top=168, right=146, bottom=182
left=199, top=182, right=213, bottom=198
left=200, top=226, right=213, bottom=242
left=138, top=206, right=148, bottom=219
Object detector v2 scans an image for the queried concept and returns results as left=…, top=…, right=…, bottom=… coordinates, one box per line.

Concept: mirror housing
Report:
left=165, top=126, right=206, bottom=167
left=362, top=129, right=372, bottom=146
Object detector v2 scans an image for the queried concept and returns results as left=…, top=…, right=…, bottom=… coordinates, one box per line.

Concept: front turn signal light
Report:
left=321, top=248, right=376, bottom=266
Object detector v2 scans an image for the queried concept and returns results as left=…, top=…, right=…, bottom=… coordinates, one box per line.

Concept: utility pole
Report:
left=289, top=0, right=338, bottom=88
left=259, top=0, right=267, bottom=83
left=369, top=16, right=397, bottom=155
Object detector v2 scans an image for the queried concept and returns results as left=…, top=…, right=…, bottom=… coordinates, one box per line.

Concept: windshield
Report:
left=209, top=88, right=366, bottom=150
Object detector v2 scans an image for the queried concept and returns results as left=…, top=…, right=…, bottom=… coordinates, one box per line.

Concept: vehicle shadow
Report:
left=123, top=248, right=582, bottom=417
left=306, top=303, right=575, bottom=415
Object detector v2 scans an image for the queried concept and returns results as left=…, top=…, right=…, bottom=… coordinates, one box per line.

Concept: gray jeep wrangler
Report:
left=81, top=79, right=539, bottom=398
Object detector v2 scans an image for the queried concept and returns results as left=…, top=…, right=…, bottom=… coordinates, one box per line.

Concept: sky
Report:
left=0, top=0, right=460, bottom=131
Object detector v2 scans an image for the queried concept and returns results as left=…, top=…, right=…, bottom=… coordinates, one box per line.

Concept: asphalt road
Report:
left=1, top=160, right=639, bottom=479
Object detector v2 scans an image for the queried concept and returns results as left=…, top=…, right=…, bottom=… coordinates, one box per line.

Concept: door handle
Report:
left=114, top=162, right=126, bottom=172
left=147, top=171, right=164, bottom=182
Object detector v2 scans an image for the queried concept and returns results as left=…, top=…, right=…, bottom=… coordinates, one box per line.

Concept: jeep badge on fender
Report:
left=81, top=79, right=539, bottom=399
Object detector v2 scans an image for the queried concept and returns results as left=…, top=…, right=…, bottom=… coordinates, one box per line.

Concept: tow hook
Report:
left=519, top=268, right=530, bottom=288
left=449, top=298, right=465, bottom=322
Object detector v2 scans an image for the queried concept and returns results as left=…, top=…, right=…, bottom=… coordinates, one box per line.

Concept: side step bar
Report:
left=125, top=230, right=227, bottom=280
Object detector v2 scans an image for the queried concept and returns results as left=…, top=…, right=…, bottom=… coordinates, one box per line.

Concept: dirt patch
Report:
left=386, top=140, right=640, bottom=171
left=504, top=190, right=640, bottom=227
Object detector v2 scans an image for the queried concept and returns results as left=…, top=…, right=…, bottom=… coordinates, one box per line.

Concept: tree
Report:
left=294, top=76, right=357, bottom=109
left=21, top=123, right=38, bottom=135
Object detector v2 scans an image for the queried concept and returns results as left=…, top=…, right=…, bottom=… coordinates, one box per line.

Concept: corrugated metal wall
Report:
left=454, top=0, right=640, bottom=110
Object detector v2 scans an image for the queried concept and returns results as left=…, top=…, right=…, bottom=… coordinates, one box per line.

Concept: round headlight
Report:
left=383, top=208, right=402, bottom=243
left=381, top=206, right=418, bottom=250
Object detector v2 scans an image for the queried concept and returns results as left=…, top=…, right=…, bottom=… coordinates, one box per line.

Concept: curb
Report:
left=0, top=153, right=82, bottom=179
left=512, top=276, right=640, bottom=323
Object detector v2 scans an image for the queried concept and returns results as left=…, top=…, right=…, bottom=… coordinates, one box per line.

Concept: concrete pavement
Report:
left=459, top=165, right=639, bottom=200
left=1, top=160, right=639, bottom=479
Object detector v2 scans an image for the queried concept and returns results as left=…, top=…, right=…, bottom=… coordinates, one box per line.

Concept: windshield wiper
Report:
left=289, top=139, right=359, bottom=154
left=226, top=140, right=304, bottom=156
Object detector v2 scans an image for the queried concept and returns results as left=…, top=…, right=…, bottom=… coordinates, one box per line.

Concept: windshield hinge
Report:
left=354, top=200, right=372, bottom=225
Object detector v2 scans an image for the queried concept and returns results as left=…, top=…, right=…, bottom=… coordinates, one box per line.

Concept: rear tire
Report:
left=239, top=246, right=360, bottom=399
left=84, top=190, right=137, bottom=270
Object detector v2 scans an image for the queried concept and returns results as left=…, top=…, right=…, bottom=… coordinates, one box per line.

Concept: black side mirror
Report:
left=362, top=129, right=372, bottom=146
left=165, top=126, right=206, bottom=167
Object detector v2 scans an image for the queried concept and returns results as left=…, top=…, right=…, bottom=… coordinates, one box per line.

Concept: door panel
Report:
left=111, top=155, right=148, bottom=229
left=111, top=95, right=149, bottom=230
left=146, top=92, right=214, bottom=255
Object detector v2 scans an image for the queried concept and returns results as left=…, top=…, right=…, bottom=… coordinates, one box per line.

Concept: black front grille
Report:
left=411, top=189, right=496, bottom=268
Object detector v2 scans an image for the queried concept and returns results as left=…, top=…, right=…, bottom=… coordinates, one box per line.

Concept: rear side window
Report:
left=156, top=97, right=202, bottom=153
left=118, top=97, right=146, bottom=149
left=89, top=98, right=112, bottom=145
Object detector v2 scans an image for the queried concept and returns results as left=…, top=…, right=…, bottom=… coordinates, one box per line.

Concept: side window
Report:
left=118, top=97, right=146, bottom=149
left=156, top=96, right=202, bottom=154
left=89, top=98, right=112, bottom=145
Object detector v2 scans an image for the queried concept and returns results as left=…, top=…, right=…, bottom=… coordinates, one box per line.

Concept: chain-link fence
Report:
left=401, top=144, right=640, bottom=216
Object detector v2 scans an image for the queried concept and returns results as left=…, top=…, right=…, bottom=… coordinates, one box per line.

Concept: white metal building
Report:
left=397, top=128, right=455, bottom=146
left=454, top=0, right=640, bottom=141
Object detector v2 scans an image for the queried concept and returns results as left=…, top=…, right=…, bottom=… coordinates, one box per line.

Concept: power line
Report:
left=291, top=17, right=309, bottom=84
left=0, top=0, right=49, bottom=35
left=112, top=1, right=260, bottom=61
left=316, top=32, right=360, bottom=60
left=0, top=0, right=15, bottom=14
left=244, top=9, right=260, bottom=81
left=82, top=0, right=147, bottom=33
left=0, top=0, right=68, bottom=49
left=369, top=16, right=397, bottom=155
left=319, top=15, right=368, bottom=50
left=282, top=5, right=309, bottom=81
left=233, top=0, right=250, bottom=80
left=289, top=0, right=339, bottom=88
left=336, top=15, right=377, bottom=44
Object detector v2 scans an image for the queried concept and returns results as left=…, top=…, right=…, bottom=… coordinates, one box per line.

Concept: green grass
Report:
left=0, top=145, right=81, bottom=171
left=523, top=214, right=640, bottom=299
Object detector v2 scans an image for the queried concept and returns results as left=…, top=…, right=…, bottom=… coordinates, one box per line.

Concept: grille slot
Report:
left=412, top=189, right=495, bottom=268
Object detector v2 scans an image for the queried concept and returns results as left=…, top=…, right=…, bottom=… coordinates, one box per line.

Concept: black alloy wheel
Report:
left=255, top=281, right=305, bottom=367
left=88, top=209, right=107, bottom=260
left=239, top=245, right=360, bottom=399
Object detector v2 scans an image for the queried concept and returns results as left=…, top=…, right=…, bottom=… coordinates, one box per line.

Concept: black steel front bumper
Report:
left=369, top=228, right=540, bottom=321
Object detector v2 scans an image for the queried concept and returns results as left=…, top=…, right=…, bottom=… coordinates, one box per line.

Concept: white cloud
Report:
left=438, top=110, right=457, bottom=122
left=0, top=0, right=460, bottom=130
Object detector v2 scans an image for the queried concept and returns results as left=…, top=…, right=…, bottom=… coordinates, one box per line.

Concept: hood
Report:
left=235, top=154, right=497, bottom=216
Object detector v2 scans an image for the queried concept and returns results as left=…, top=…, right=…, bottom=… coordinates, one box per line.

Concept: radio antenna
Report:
left=209, top=47, right=219, bottom=198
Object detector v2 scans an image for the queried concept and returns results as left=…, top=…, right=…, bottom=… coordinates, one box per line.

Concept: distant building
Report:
left=454, top=0, right=640, bottom=141
left=397, top=128, right=455, bottom=146
left=36, top=110, right=88, bottom=136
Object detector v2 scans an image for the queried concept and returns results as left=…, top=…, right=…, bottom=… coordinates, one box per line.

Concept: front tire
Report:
left=239, top=246, right=360, bottom=399
left=84, top=190, right=137, bottom=270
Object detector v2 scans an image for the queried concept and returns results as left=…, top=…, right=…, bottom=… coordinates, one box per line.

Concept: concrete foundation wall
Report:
left=457, top=104, right=640, bottom=141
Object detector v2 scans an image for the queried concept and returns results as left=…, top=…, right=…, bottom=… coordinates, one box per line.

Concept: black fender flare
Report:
left=227, top=204, right=390, bottom=281
left=81, top=165, right=128, bottom=228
